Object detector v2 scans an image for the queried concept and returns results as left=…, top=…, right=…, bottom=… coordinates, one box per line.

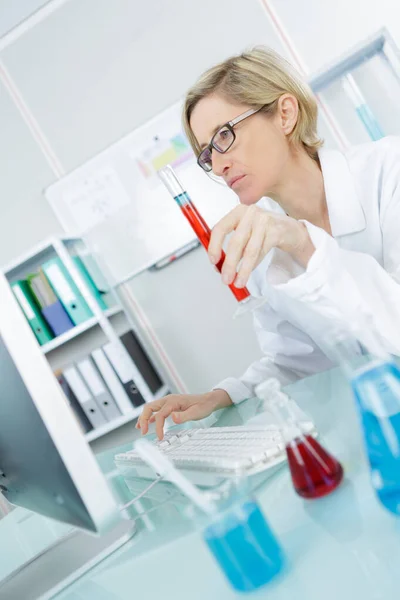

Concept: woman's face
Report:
left=190, top=93, right=296, bottom=205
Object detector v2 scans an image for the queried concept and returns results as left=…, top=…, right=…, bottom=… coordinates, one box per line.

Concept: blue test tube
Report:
left=342, top=74, right=384, bottom=141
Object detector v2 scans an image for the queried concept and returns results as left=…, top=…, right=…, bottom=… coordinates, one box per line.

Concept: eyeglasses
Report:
left=197, top=106, right=265, bottom=172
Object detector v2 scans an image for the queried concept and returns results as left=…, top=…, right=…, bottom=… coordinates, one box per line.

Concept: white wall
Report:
left=2, top=0, right=400, bottom=394
left=0, top=0, right=288, bottom=266
left=0, top=0, right=289, bottom=393
left=4, top=0, right=400, bottom=267
left=271, top=0, right=400, bottom=73
left=0, top=0, right=49, bottom=38
left=0, top=78, right=63, bottom=262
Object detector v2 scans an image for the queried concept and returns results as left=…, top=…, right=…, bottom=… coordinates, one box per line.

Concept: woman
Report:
left=137, top=46, right=400, bottom=439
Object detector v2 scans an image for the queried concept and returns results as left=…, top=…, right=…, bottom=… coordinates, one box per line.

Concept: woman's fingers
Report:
left=221, top=208, right=256, bottom=284
left=208, top=206, right=246, bottom=265
left=154, top=403, right=180, bottom=440
left=236, top=218, right=271, bottom=287
left=136, top=398, right=167, bottom=434
left=137, top=395, right=197, bottom=439
left=208, top=206, right=277, bottom=287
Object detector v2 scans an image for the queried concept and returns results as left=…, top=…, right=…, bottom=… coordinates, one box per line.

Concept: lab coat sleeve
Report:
left=274, top=208, right=400, bottom=357
left=214, top=178, right=400, bottom=405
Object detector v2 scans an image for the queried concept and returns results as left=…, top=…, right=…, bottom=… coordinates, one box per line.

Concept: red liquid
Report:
left=178, top=197, right=250, bottom=302
left=286, top=435, right=344, bottom=499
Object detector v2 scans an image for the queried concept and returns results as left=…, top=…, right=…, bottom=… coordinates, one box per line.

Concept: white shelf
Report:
left=4, top=234, right=171, bottom=448
left=85, top=384, right=170, bottom=442
left=41, top=306, right=123, bottom=354
left=85, top=409, right=140, bottom=442
left=2, top=235, right=81, bottom=275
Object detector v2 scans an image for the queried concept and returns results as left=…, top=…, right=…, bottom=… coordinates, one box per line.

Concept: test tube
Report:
left=158, top=165, right=250, bottom=303
left=342, top=74, right=384, bottom=141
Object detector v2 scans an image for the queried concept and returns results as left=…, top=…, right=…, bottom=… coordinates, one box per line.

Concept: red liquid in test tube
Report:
left=179, top=199, right=250, bottom=302
left=158, top=165, right=250, bottom=303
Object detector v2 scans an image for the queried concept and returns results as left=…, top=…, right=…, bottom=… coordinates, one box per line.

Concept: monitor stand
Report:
left=0, top=518, right=136, bottom=600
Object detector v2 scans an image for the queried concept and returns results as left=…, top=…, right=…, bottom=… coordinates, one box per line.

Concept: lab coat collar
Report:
left=318, top=147, right=366, bottom=237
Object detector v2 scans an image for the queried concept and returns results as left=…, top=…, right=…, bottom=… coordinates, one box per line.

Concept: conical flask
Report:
left=256, top=379, right=344, bottom=499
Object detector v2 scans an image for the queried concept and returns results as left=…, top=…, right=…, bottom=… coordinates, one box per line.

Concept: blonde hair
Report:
left=183, top=46, right=322, bottom=160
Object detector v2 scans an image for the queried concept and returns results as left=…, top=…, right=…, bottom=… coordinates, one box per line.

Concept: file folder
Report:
left=91, top=348, right=134, bottom=415
left=76, top=357, right=121, bottom=422
left=11, top=280, right=53, bottom=346
left=78, top=254, right=118, bottom=310
left=63, top=366, right=108, bottom=429
left=42, top=302, right=75, bottom=336
left=41, top=257, right=93, bottom=326
left=78, top=254, right=110, bottom=293
left=72, top=256, right=108, bottom=310
left=28, top=270, right=74, bottom=336
left=54, top=369, right=93, bottom=433
left=120, top=330, right=163, bottom=394
left=103, top=342, right=149, bottom=407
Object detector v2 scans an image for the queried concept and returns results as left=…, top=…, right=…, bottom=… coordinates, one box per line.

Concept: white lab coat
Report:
left=215, top=136, right=400, bottom=404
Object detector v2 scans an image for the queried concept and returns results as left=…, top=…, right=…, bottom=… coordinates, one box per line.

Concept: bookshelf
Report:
left=41, top=306, right=123, bottom=354
left=85, top=383, right=169, bottom=442
left=2, top=236, right=169, bottom=443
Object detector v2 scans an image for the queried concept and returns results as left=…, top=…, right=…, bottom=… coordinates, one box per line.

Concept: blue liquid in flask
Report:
left=351, top=360, right=400, bottom=515
left=203, top=500, right=284, bottom=592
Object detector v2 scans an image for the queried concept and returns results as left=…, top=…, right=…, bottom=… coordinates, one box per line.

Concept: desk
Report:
left=2, top=367, right=400, bottom=600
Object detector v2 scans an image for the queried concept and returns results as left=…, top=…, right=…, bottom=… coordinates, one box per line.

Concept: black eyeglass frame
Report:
left=197, top=105, right=265, bottom=172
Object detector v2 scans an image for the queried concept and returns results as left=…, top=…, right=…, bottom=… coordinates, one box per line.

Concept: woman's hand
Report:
left=208, top=205, right=315, bottom=288
left=136, top=389, right=232, bottom=440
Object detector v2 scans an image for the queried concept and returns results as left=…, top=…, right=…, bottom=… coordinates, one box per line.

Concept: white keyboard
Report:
left=115, top=424, right=310, bottom=487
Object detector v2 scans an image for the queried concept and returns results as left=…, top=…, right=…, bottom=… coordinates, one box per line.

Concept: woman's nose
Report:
left=211, top=151, right=231, bottom=177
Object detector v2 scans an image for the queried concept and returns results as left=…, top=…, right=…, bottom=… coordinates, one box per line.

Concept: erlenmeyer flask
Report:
left=256, top=379, right=344, bottom=499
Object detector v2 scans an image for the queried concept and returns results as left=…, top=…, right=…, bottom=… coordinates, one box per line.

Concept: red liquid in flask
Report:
left=286, top=435, right=344, bottom=499
left=178, top=197, right=250, bottom=302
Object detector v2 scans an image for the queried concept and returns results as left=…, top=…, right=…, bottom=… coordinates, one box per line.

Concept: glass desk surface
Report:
left=2, top=366, right=400, bottom=600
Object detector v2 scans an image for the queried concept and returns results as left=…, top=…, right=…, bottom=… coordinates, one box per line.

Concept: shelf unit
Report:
left=41, top=306, right=123, bottom=354
left=85, top=383, right=169, bottom=442
left=2, top=236, right=169, bottom=443
left=306, top=28, right=400, bottom=147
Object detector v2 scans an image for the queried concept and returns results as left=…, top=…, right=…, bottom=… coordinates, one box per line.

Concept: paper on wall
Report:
left=61, top=167, right=131, bottom=232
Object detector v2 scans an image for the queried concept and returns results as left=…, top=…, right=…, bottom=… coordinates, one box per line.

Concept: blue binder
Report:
left=42, top=301, right=74, bottom=336
left=28, top=270, right=74, bottom=336
left=41, top=257, right=93, bottom=326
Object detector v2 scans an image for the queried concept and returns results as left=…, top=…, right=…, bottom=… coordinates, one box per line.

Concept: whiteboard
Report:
left=45, top=100, right=239, bottom=284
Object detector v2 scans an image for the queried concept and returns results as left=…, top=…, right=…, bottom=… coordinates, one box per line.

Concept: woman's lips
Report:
left=229, top=175, right=246, bottom=188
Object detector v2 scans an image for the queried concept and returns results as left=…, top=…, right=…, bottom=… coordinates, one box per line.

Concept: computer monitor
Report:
left=0, top=272, right=120, bottom=533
